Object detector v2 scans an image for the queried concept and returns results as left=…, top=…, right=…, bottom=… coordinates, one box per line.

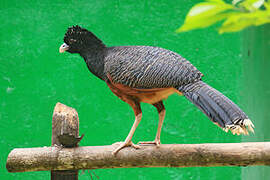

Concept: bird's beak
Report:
left=59, top=43, right=69, bottom=53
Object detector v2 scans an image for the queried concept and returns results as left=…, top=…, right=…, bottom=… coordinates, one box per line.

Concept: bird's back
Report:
left=104, top=46, right=203, bottom=89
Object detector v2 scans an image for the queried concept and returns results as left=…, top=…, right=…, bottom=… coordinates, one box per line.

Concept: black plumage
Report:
left=60, top=25, right=254, bottom=154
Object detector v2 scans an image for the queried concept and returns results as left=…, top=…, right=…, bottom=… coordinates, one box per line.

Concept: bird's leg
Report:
left=112, top=100, right=142, bottom=155
left=139, top=101, right=165, bottom=147
left=112, top=113, right=142, bottom=154
left=154, top=109, right=165, bottom=146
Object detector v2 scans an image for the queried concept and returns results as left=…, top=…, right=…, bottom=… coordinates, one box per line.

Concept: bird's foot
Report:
left=138, top=139, right=161, bottom=147
left=112, top=141, right=140, bottom=155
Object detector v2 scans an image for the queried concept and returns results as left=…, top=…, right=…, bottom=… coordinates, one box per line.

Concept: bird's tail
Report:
left=178, top=81, right=254, bottom=135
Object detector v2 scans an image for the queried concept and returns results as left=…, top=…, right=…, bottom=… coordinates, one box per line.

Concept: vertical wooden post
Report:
left=51, top=102, right=82, bottom=180
left=241, top=24, right=270, bottom=180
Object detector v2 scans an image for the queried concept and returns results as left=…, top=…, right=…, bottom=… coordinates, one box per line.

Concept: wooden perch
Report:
left=6, top=142, right=270, bottom=172
left=5, top=102, right=270, bottom=175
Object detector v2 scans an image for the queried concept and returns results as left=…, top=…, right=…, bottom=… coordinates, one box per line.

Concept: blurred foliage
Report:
left=177, top=0, right=270, bottom=33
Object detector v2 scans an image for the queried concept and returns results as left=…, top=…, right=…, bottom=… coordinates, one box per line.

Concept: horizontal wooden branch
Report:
left=6, top=142, right=270, bottom=172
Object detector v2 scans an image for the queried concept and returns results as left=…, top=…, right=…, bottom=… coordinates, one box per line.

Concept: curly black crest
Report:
left=63, top=25, right=105, bottom=53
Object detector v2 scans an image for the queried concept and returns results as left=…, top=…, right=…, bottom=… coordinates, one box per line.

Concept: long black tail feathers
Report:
left=178, top=81, right=255, bottom=135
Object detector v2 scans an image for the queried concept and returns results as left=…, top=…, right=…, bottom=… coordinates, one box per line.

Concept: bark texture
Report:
left=51, top=102, right=80, bottom=180
left=6, top=142, right=270, bottom=172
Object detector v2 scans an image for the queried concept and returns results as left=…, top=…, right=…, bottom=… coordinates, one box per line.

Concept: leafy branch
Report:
left=177, top=0, right=270, bottom=33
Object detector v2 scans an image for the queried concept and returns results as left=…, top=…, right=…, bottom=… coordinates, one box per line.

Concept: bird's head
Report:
left=59, top=25, right=105, bottom=54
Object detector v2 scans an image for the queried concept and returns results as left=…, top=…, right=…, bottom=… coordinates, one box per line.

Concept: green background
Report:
left=0, top=0, right=267, bottom=179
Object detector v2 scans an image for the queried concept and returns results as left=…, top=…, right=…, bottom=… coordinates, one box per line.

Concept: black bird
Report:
left=59, top=25, right=254, bottom=154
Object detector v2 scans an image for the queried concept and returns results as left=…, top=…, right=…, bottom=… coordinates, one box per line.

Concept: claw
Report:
left=112, top=141, right=140, bottom=155
left=138, top=139, right=161, bottom=147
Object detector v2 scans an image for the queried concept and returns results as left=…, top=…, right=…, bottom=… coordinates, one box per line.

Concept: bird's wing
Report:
left=104, top=46, right=203, bottom=89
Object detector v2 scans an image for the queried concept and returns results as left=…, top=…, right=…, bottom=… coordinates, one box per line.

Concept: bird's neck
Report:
left=80, top=47, right=106, bottom=81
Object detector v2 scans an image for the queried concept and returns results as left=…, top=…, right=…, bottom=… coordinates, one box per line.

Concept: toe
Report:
left=112, top=143, right=126, bottom=155
left=112, top=141, right=123, bottom=145
left=112, top=141, right=140, bottom=155
left=155, top=140, right=161, bottom=147
left=138, top=141, right=156, bottom=145
left=130, top=142, right=141, bottom=149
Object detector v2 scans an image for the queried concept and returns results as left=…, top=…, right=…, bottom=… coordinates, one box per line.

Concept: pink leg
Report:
left=139, top=101, right=165, bottom=146
left=112, top=99, right=142, bottom=155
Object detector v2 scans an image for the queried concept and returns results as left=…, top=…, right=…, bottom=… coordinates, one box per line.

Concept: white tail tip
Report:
left=243, top=119, right=255, bottom=134
left=224, top=119, right=254, bottom=135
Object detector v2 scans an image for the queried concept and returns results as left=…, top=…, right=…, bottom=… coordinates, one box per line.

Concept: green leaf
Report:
left=232, top=0, right=244, bottom=5
left=264, top=1, right=270, bottom=9
left=218, top=10, right=270, bottom=33
left=219, top=14, right=254, bottom=33
left=176, top=1, right=234, bottom=32
left=177, top=0, right=270, bottom=34
left=239, top=0, right=264, bottom=11
left=252, top=0, right=264, bottom=9
left=207, top=0, right=228, bottom=3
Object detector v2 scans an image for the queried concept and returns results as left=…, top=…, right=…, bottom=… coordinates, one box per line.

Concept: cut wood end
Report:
left=54, top=102, right=78, bottom=115
left=52, top=102, right=80, bottom=145
left=53, top=103, right=79, bottom=124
